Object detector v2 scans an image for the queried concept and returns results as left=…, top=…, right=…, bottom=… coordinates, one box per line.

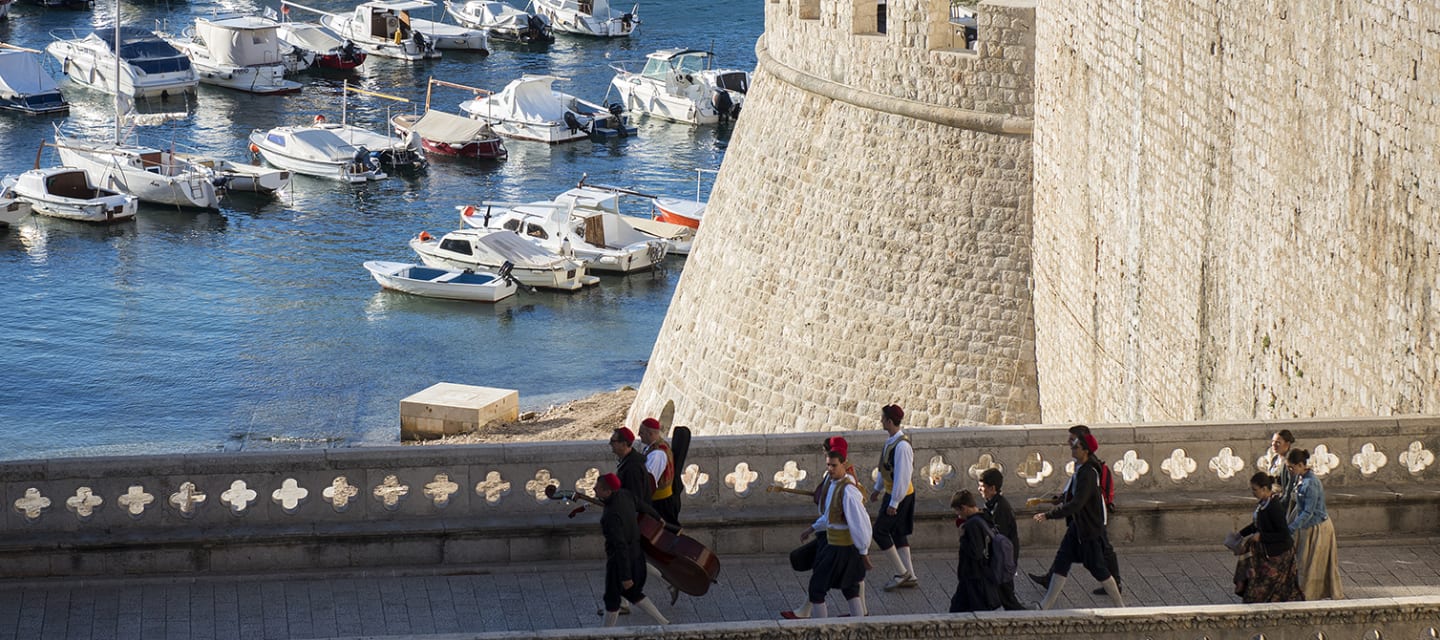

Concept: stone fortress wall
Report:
left=1032, top=2, right=1440, bottom=424
left=628, top=0, right=1042, bottom=434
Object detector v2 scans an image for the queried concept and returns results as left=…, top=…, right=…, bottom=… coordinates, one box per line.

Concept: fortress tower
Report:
left=632, top=0, right=1041, bottom=433
left=1033, top=2, right=1440, bottom=423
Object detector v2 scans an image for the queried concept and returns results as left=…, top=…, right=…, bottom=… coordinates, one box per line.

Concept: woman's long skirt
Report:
left=1294, top=518, right=1344, bottom=600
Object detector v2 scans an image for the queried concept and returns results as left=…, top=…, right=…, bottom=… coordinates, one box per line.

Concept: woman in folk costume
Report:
left=1286, top=448, right=1344, bottom=600
left=783, top=449, right=873, bottom=619
left=1232, top=472, right=1304, bottom=603
left=948, top=489, right=1000, bottom=612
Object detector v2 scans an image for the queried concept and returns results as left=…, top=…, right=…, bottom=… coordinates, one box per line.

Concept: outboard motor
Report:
left=563, top=111, right=584, bottom=133
left=341, top=40, right=361, bottom=63
left=606, top=102, right=628, bottom=136
left=525, top=14, right=547, bottom=40
left=353, top=146, right=376, bottom=172
left=713, top=90, right=734, bottom=122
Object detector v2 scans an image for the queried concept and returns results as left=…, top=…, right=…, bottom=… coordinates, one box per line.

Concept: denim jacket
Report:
left=1288, top=471, right=1329, bottom=534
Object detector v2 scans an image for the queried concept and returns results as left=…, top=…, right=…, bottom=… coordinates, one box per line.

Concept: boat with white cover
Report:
left=532, top=0, right=637, bottom=37
left=47, top=26, right=199, bottom=98
left=5, top=167, right=137, bottom=223
left=363, top=260, right=517, bottom=302
left=249, top=124, right=387, bottom=182
left=459, top=198, right=667, bottom=273
left=275, top=20, right=366, bottom=71
left=0, top=45, right=69, bottom=115
left=444, top=0, right=553, bottom=44
left=409, top=228, right=598, bottom=290
left=289, top=0, right=449, bottom=60
left=609, top=48, right=748, bottom=125
left=166, top=15, right=303, bottom=95
left=458, top=74, right=634, bottom=143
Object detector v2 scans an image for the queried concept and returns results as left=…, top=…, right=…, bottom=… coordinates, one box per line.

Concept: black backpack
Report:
left=981, top=521, right=1017, bottom=585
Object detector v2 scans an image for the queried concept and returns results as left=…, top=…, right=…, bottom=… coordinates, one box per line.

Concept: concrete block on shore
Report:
left=401, top=383, right=518, bottom=440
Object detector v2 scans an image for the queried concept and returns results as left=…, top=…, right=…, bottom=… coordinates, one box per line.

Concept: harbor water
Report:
left=0, top=0, right=762, bottom=460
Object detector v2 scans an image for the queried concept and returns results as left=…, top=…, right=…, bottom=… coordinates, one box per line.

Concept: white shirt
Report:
left=811, top=480, right=872, bottom=554
left=872, top=429, right=914, bottom=510
left=644, top=443, right=667, bottom=485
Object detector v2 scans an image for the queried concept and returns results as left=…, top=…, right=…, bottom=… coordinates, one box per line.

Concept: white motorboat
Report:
left=167, top=16, right=303, bottom=95
left=275, top=20, right=366, bottom=71
left=363, top=260, right=518, bottom=302
left=458, top=74, right=635, bottom=143
left=53, top=131, right=222, bottom=209
left=47, top=26, right=199, bottom=98
left=171, top=152, right=291, bottom=195
left=249, top=124, right=388, bottom=182
left=610, top=48, right=749, bottom=125
left=288, top=0, right=443, bottom=60
left=0, top=181, right=33, bottom=227
left=0, top=46, right=69, bottom=115
left=409, top=228, right=598, bottom=291
left=5, top=167, right=137, bottom=223
left=460, top=198, right=667, bottom=273
left=444, top=0, right=553, bottom=44
left=533, top=0, right=637, bottom=37
left=555, top=183, right=695, bottom=255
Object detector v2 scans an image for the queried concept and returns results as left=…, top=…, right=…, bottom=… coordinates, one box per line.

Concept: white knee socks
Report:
left=883, top=546, right=905, bottom=576
left=630, top=597, right=670, bottom=625
left=1039, top=573, right=1068, bottom=610
left=1100, top=577, right=1125, bottom=607
left=897, top=545, right=915, bottom=577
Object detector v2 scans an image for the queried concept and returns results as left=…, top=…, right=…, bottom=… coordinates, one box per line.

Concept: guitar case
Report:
left=671, top=425, right=691, bottom=497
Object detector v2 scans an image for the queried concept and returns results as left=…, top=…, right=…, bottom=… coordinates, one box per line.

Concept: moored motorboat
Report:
left=166, top=15, right=303, bottom=95
left=650, top=168, right=714, bottom=228
left=0, top=45, right=70, bottom=115
left=458, top=74, right=634, bottom=144
left=0, top=180, right=33, bottom=227
left=5, top=166, right=137, bottom=223
left=391, top=77, right=505, bottom=159
left=47, top=26, right=198, bottom=98
left=409, top=228, right=598, bottom=291
left=555, top=183, right=695, bottom=255
left=248, top=124, right=387, bottom=183
left=459, top=198, right=667, bottom=274
left=364, top=260, right=518, bottom=302
left=275, top=19, right=366, bottom=71
left=52, top=131, right=222, bottom=209
left=533, top=0, right=637, bottom=37
left=287, top=0, right=443, bottom=60
left=609, top=48, right=748, bottom=125
left=444, top=0, right=553, bottom=44
left=171, top=152, right=291, bottom=195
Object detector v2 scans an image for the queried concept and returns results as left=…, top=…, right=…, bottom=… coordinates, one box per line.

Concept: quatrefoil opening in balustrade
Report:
left=1114, top=450, right=1149, bottom=484
left=1209, top=447, right=1246, bottom=480
left=725, top=462, right=759, bottom=496
left=526, top=469, right=560, bottom=502
left=1399, top=441, right=1434, bottom=476
left=773, top=460, right=807, bottom=489
left=65, top=486, right=104, bottom=520
left=1160, top=449, right=1197, bottom=482
left=925, top=455, right=955, bottom=489
left=424, top=473, right=460, bottom=508
left=576, top=468, right=600, bottom=496
left=372, top=475, right=410, bottom=510
left=1350, top=443, right=1387, bottom=477
left=169, top=482, right=207, bottom=518
left=967, top=453, right=1002, bottom=481
left=221, top=480, right=258, bottom=514
left=474, top=471, right=511, bottom=505
left=118, top=485, right=154, bottom=518
left=14, top=488, right=50, bottom=522
left=1016, top=451, right=1053, bottom=487
left=324, top=476, right=360, bottom=512
left=272, top=478, right=309, bottom=513
left=681, top=464, right=708, bottom=496
left=1310, top=444, right=1341, bottom=477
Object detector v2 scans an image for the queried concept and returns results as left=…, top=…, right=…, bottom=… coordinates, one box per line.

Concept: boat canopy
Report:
left=492, top=75, right=569, bottom=122
left=89, top=27, right=192, bottom=74
left=273, top=127, right=360, bottom=161
left=0, top=50, right=60, bottom=98
left=196, top=17, right=284, bottom=66
left=362, top=0, right=437, bottom=10
left=407, top=110, right=492, bottom=145
left=280, top=22, right=345, bottom=52
left=474, top=229, right=563, bottom=264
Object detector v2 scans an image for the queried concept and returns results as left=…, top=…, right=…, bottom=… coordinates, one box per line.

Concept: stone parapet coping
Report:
left=321, top=597, right=1440, bottom=640
left=753, top=35, right=1034, bottom=136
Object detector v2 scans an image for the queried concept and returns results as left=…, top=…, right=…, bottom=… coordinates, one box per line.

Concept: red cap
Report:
left=639, top=417, right=661, bottom=432
left=1072, top=433, right=1099, bottom=453
left=599, top=473, right=621, bottom=491
left=825, top=436, right=849, bottom=460
left=612, top=427, right=635, bottom=444
left=882, top=404, right=904, bottom=423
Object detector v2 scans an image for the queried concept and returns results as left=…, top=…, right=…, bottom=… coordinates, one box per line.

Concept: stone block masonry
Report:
left=399, top=382, right=518, bottom=439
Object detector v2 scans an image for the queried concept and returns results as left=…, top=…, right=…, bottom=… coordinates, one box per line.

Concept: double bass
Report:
left=545, top=485, right=721, bottom=598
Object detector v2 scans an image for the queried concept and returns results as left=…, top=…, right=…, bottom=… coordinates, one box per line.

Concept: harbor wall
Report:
left=1032, top=1, right=1440, bottom=423
left=3, top=416, right=1436, bottom=578
left=628, top=0, right=1041, bottom=434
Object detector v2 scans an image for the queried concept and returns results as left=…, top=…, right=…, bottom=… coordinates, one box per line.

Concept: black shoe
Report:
left=1027, top=572, right=1050, bottom=588
left=1092, top=584, right=1123, bottom=596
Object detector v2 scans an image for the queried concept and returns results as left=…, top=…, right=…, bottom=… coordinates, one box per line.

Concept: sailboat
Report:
left=50, top=0, right=221, bottom=209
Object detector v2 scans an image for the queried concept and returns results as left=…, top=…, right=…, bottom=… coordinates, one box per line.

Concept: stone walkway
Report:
left=1, top=540, right=1437, bottom=640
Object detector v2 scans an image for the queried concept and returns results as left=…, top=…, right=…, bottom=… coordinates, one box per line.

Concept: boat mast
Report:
left=113, top=0, right=122, bottom=144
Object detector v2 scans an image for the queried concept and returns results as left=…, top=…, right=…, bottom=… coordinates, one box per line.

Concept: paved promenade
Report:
left=1, top=539, right=1437, bottom=640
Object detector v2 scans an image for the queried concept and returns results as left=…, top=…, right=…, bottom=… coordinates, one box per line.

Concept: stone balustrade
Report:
left=2, top=416, right=1436, bottom=577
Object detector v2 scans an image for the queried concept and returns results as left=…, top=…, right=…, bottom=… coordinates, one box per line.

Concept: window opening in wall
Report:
left=877, top=0, right=886, bottom=33
left=951, top=1, right=977, bottom=49
left=852, top=0, right=882, bottom=34
left=799, top=0, right=819, bottom=20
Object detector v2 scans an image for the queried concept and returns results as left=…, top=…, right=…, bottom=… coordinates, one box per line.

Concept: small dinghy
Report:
left=364, top=260, right=517, bottom=302
left=5, top=166, right=137, bottom=223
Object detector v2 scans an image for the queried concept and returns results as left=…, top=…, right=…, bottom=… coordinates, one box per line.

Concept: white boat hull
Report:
left=0, top=197, right=31, bottom=227
left=320, top=15, right=441, bottom=61
left=193, top=61, right=302, bottom=95
left=47, top=40, right=198, bottom=99
left=411, top=18, right=489, bottom=51
left=613, top=77, right=729, bottom=125
left=8, top=169, right=138, bottom=224
left=487, top=118, right=591, bottom=144
left=364, top=260, right=516, bottom=302
left=534, top=0, right=637, bottom=37
left=55, top=141, right=220, bottom=209
left=410, top=237, right=596, bottom=291
left=248, top=131, right=386, bottom=183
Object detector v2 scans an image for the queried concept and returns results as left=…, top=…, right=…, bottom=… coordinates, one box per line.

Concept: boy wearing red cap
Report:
left=610, top=427, right=651, bottom=509
left=1030, top=429, right=1124, bottom=609
left=785, top=449, right=872, bottom=619
left=595, top=472, right=670, bottom=626
left=785, top=436, right=868, bottom=618
left=870, top=403, right=918, bottom=590
left=638, top=417, right=682, bottom=528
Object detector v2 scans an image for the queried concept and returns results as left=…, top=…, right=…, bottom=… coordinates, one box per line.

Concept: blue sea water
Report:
left=0, top=0, right=762, bottom=460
